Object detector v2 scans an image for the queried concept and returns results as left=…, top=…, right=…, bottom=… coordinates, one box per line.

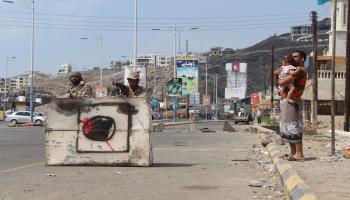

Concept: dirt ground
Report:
left=247, top=140, right=285, bottom=200
left=276, top=130, right=350, bottom=200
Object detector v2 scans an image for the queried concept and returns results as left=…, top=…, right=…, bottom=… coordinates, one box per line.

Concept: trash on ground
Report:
left=45, top=173, right=56, bottom=177
left=200, top=128, right=216, bottom=133
left=248, top=180, right=264, bottom=187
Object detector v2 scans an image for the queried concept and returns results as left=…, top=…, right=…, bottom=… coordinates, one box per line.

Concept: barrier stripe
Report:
left=300, top=194, right=318, bottom=200
left=285, top=175, right=304, bottom=192
left=277, top=163, right=292, bottom=175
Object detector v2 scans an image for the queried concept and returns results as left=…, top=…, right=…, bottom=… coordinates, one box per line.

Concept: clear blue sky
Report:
left=0, top=0, right=330, bottom=77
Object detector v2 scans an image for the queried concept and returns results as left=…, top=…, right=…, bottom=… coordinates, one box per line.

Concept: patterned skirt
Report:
left=279, top=100, right=303, bottom=144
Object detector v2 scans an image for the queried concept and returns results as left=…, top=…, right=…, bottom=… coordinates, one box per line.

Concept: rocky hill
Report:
left=204, top=18, right=331, bottom=98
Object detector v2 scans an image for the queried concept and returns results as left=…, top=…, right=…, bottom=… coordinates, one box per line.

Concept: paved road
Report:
left=0, top=121, right=273, bottom=200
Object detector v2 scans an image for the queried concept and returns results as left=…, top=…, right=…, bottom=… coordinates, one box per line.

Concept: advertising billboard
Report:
left=167, top=78, right=182, bottom=96
left=176, top=58, right=199, bottom=95
left=225, top=62, right=247, bottom=100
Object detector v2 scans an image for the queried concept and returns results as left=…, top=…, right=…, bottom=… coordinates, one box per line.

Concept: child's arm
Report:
left=286, top=86, right=296, bottom=100
left=290, top=67, right=302, bottom=77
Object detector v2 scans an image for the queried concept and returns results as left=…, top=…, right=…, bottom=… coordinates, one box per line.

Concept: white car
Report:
left=5, top=111, right=46, bottom=125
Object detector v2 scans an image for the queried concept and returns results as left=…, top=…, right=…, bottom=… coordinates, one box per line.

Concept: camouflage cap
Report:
left=127, top=71, right=140, bottom=80
left=69, top=71, right=82, bottom=78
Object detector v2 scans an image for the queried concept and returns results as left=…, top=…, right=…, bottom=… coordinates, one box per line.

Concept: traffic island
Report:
left=251, top=126, right=317, bottom=200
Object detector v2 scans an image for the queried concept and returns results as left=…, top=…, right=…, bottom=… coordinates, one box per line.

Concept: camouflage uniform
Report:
left=68, top=81, right=92, bottom=98
left=127, top=86, right=146, bottom=97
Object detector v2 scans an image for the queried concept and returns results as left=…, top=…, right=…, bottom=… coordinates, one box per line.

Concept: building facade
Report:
left=327, top=0, right=348, bottom=56
left=130, top=54, right=172, bottom=68
left=57, top=63, right=72, bottom=77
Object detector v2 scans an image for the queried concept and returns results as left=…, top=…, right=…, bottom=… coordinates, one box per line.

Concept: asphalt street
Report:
left=0, top=121, right=275, bottom=200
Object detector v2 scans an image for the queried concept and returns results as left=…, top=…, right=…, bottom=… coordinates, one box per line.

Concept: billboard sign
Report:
left=124, top=66, right=147, bottom=88
left=225, top=62, right=247, bottom=100
left=167, top=78, right=182, bottom=96
left=176, top=58, right=199, bottom=95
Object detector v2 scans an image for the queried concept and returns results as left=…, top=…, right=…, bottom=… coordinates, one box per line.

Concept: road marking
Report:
left=0, top=162, right=44, bottom=173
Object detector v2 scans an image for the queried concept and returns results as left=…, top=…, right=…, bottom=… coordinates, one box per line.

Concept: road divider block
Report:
left=45, top=98, right=153, bottom=166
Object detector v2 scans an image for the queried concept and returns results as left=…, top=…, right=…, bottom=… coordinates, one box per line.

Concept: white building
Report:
left=327, top=0, right=348, bottom=56
left=130, top=54, right=172, bottom=68
left=57, top=63, right=72, bottom=77
left=291, top=25, right=312, bottom=41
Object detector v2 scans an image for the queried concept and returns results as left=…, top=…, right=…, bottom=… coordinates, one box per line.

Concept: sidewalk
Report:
left=270, top=129, right=350, bottom=200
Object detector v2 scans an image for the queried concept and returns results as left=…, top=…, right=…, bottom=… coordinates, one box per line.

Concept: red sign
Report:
left=232, top=62, right=240, bottom=72
left=250, top=92, right=260, bottom=105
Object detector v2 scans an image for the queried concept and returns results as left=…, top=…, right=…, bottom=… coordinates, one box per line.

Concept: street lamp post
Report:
left=30, top=0, right=35, bottom=122
left=3, top=0, right=35, bottom=121
left=4, top=56, right=16, bottom=111
left=80, top=33, right=103, bottom=85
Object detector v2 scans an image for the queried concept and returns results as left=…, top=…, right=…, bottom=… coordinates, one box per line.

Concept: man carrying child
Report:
left=274, top=50, right=308, bottom=161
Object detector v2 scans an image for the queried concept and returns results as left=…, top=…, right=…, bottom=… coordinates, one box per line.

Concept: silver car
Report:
left=5, top=111, right=46, bottom=125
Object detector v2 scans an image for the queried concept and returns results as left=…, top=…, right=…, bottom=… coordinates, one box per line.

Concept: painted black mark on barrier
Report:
left=76, top=102, right=139, bottom=153
left=82, top=116, right=116, bottom=141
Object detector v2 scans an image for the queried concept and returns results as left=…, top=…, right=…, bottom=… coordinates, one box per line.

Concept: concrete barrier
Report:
left=45, top=98, right=153, bottom=166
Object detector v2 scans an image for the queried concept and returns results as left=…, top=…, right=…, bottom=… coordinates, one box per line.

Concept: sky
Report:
left=0, top=0, right=331, bottom=77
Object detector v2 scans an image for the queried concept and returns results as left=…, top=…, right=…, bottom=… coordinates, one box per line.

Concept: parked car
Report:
left=5, top=111, right=46, bottom=125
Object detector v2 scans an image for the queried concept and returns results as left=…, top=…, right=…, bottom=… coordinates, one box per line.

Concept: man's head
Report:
left=69, top=71, right=82, bottom=86
left=127, top=71, right=140, bottom=91
left=292, top=50, right=307, bottom=66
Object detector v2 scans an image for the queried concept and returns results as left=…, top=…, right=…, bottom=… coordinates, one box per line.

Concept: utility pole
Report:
left=311, top=11, right=319, bottom=128
left=100, top=32, right=103, bottom=85
left=173, top=24, right=177, bottom=122
left=271, top=46, right=275, bottom=108
left=331, top=0, right=337, bottom=156
left=153, top=55, right=157, bottom=95
left=205, top=62, right=208, bottom=120
left=186, top=39, right=189, bottom=56
left=133, top=0, right=138, bottom=71
left=344, top=0, right=350, bottom=132
left=215, top=74, right=218, bottom=120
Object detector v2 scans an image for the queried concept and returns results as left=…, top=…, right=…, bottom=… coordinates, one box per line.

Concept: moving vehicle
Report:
left=5, top=111, right=46, bottom=125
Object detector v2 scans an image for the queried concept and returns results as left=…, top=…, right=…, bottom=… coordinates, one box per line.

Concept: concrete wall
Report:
left=45, top=98, right=153, bottom=166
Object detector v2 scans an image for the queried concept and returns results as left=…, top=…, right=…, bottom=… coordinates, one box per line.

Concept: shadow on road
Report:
left=152, top=163, right=197, bottom=168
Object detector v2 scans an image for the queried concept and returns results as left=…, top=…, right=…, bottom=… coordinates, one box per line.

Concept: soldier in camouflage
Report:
left=67, top=71, right=92, bottom=98
left=125, top=71, right=146, bottom=97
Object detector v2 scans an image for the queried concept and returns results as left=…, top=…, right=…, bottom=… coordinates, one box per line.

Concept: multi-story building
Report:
left=130, top=54, right=172, bottom=68
left=326, top=0, right=348, bottom=56
left=8, top=74, right=32, bottom=91
left=290, top=25, right=312, bottom=41
left=57, top=63, right=72, bottom=77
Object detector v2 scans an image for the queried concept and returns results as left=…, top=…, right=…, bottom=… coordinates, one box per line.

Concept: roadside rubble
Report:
left=246, top=143, right=284, bottom=200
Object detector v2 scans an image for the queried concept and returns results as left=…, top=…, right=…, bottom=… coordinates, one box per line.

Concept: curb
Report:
left=251, top=126, right=317, bottom=200
left=7, top=122, right=42, bottom=128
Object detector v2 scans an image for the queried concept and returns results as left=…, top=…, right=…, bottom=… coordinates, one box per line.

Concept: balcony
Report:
left=317, top=70, right=346, bottom=79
